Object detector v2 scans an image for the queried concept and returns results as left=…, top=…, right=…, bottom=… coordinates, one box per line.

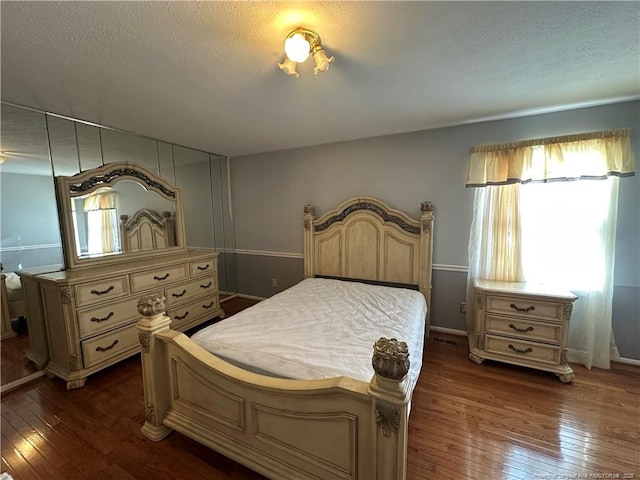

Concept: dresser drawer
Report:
left=485, top=334, right=561, bottom=365
left=485, top=315, right=562, bottom=344
left=75, top=276, right=129, bottom=308
left=81, top=324, right=139, bottom=369
left=165, top=276, right=217, bottom=307
left=130, top=264, right=188, bottom=292
left=190, top=258, right=217, bottom=278
left=168, top=295, right=220, bottom=330
left=77, top=294, right=159, bottom=338
left=485, top=295, right=565, bottom=322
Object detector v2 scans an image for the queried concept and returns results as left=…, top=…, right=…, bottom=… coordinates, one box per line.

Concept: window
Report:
left=466, top=129, right=634, bottom=369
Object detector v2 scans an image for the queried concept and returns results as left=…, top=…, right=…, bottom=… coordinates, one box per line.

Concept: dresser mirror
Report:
left=56, top=162, right=188, bottom=270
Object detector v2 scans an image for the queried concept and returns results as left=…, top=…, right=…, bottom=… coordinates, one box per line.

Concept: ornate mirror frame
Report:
left=55, top=162, right=187, bottom=270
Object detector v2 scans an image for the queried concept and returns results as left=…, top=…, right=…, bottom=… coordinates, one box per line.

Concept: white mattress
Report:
left=191, top=278, right=426, bottom=389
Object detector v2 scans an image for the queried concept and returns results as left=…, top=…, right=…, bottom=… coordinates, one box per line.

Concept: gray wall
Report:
left=229, top=100, right=640, bottom=360
left=0, top=172, right=63, bottom=271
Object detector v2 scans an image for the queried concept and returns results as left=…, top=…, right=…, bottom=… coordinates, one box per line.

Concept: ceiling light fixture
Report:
left=278, top=28, right=334, bottom=78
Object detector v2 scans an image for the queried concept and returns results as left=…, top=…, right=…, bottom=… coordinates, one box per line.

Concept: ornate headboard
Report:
left=303, top=197, right=434, bottom=331
left=120, top=208, right=175, bottom=253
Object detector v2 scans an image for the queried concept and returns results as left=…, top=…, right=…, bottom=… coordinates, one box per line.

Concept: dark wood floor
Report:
left=1, top=329, right=40, bottom=386
left=2, top=297, right=638, bottom=479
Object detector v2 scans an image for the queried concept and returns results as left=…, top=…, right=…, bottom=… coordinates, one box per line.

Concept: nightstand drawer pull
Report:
left=90, top=285, right=115, bottom=296
left=509, top=323, right=534, bottom=333
left=95, top=339, right=119, bottom=352
left=174, top=312, right=189, bottom=320
left=197, top=264, right=210, bottom=271
left=200, top=282, right=212, bottom=289
left=508, top=344, right=533, bottom=354
left=90, top=311, right=114, bottom=323
left=172, top=289, right=187, bottom=298
left=203, top=301, right=214, bottom=309
left=154, top=273, right=170, bottom=281
left=510, top=303, right=535, bottom=313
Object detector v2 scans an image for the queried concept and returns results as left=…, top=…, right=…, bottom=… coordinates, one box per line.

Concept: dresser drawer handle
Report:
left=154, top=273, right=170, bottom=281
left=90, top=285, right=115, bottom=296
left=174, top=312, right=189, bottom=320
left=508, top=344, right=533, bottom=354
left=510, top=303, right=535, bottom=313
left=95, top=339, right=119, bottom=352
left=202, top=302, right=214, bottom=309
left=172, top=290, right=187, bottom=298
left=200, top=282, right=212, bottom=289
left=197, top=264, right=210, bottom=271
left=509, top=323, right=534, bottom=333
left=90, top=312, right=115, bottom=323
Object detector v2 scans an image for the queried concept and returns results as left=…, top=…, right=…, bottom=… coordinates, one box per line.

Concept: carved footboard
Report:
left=137, top=295, right=413, bottom=480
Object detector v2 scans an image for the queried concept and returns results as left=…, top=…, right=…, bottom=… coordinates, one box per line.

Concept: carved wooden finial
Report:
left=420, top=201, right=434, bottom=212
left=303, top=204, right=315, bottom=215
left=372, top=337, right=410, bottom=380
left=137, top=294, right=166, bottom=317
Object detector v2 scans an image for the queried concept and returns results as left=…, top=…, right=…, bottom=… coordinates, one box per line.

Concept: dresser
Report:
left=468, top=279, right=577, bottom=382
left=20, top=250, right=223, bottom=389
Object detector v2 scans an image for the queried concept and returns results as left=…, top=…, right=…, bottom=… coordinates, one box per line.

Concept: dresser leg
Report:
left=66, top=377, right=87, bottom=390
left=469, top=352, right=484, bottom=365
left=556, top=372, right=575, bottom=383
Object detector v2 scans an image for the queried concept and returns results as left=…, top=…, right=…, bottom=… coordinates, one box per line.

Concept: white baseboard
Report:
left=236, top=293, right=267, bottom=302
left=219, top=293, right=238, bottom=303
left=611, top=356, right=640, bottom=367
left=430, top=326, right=467, bottom=337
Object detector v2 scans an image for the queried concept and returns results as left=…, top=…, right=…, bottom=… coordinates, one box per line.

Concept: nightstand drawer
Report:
left=81, top=324, right=139, bottom=369
left=190, top=258, right=217, bottom=278
left=485, top=334, right=561, bottom=365
left=130, top=264, right=188, bottom=292
left=165, top=276, right=217, bottom=307
left=485, top=315, right=562, bottom=344
left=75, top=277, right=128, bottom=307
left=486, top=295, right=565, bottom=322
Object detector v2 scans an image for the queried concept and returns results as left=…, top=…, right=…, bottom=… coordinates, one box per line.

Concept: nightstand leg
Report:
left=556, top=372, right=575, bottom=383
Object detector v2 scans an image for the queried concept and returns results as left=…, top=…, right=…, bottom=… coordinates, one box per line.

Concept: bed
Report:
left=119, top=208, right=175, bottom=253
left=1, top=271, right=25, bottom=340
left=136, top=196, right=435, bottom=480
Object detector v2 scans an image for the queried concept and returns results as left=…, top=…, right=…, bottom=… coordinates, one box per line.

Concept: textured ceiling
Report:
left=1, top=1, right=639, bottom=159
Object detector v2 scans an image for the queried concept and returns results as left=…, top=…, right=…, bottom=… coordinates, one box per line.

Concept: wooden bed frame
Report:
left=137, top=197, right=434, bottom=480
left=120, top=208, right=175, bottom=253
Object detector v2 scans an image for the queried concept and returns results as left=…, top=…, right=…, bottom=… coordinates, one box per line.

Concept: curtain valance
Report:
left=466, top=129, right=635, bottom=187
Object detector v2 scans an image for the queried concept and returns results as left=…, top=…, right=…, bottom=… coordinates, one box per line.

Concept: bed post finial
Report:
left=420, top=201, right=434, bottom=212
left=137, top=294, right=173, bottom=442
left=372, top=337, right=410, bottom=380
left=303, top=204, right=316, bottom=279
left=369, top=337, right=411, bottom=479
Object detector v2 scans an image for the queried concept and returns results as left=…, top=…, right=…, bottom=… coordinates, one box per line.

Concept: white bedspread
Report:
left=191, top=278, right=426, bottom=389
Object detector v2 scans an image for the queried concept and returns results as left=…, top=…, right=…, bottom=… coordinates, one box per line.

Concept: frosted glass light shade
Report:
left=313, top=49, right=334, bottom=75
left=284, top=33, right=310, bottom=63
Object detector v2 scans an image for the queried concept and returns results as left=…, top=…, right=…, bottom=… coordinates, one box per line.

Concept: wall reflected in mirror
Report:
left=0, top=101, right=237, bottom=391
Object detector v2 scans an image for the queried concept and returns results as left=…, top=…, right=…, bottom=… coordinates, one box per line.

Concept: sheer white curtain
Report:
left=466, top=129, right=634, bottom=369
left=84, top=190, right=119, bottom=255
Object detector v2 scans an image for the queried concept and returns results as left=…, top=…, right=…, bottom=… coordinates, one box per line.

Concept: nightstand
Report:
left=468, top=279, right=577, bottom=383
